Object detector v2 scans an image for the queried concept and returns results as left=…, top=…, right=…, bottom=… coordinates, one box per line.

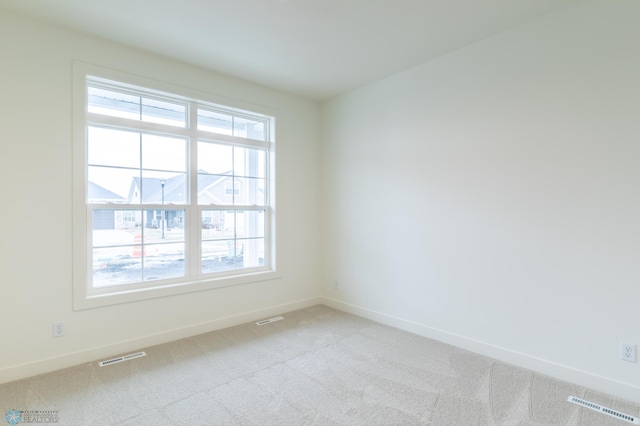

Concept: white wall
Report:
left=0, top=10, right=321, bottom=382
left=321, top=0, right=640, bottom=402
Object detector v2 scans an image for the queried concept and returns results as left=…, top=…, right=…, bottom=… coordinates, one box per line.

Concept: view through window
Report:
left=82, top=76, right=274, bottom=297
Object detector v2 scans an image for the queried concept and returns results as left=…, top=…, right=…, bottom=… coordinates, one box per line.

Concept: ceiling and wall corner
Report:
left=0, top=0, right=578, bottom=101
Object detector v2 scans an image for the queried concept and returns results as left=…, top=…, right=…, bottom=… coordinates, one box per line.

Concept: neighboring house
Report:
left=197, top=172, right=242, bottom=230
left=127, top=175, right=187, bottom=229
left=123, top=171, right=262, bottom=230
left=88, top=181, right=126, bottom=230
left=89, top=171, right=263, bottom=231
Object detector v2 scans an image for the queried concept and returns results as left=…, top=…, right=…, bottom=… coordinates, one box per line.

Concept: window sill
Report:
left=73, top=270, right=281, bottom=310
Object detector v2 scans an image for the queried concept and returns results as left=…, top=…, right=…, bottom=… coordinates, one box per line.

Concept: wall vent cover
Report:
left=98, top=351, right=147, bottom=367
left=568, top=396, right=639, bottom=424
left=256, top=316, right=284, bottom=326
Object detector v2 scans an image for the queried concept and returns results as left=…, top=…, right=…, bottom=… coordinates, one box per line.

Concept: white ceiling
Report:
left=1, top=0, right=578, bottom=100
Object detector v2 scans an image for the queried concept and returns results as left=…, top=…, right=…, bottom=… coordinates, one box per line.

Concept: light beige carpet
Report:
left=0, top=305, right=638, bottom=425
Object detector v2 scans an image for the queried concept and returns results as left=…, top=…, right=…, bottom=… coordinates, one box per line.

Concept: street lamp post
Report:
left=160, top=180, right=165, bottom=239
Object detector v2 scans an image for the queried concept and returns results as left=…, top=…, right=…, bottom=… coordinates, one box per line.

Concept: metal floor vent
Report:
left=256, top=316, right=284, bottom=326
left=568, top=396, right=639, bottom=424
left=98, top=351, right=147, bottom=367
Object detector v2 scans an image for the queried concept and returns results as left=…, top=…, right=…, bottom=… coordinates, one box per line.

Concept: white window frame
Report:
left=73, top=62, right=279, bottom=310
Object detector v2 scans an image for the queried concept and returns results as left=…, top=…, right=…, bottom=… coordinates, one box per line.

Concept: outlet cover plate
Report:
left=620, top=341, right=637, bottom=363
left=52, top=322, right=66, bottom=338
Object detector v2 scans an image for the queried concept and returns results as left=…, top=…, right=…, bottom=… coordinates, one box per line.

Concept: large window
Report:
left=73, top=65, right=276, bottom=309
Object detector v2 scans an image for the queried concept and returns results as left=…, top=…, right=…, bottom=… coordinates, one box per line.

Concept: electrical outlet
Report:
left=52, top=321, right=66, bottom=338
left=620, top=341, right=636, bottom=362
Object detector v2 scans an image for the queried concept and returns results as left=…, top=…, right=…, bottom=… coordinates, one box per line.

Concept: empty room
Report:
left=0, top=0, right=639, bottom=424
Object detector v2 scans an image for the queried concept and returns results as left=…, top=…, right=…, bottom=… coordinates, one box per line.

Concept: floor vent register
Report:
left=568, top=396, right=638, bottom=424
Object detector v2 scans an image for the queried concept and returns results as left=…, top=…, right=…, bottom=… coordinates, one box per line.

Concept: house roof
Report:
left=128, top=173, right=233, bottom=204
left=131, top=175, right=188, bottom=204
left=88, top=181, right=125, bottom=202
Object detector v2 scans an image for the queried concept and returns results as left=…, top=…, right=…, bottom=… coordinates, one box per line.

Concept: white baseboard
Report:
left=321, top=296, right=640, bottom=404
left=0, top=297, right=323, bottom=385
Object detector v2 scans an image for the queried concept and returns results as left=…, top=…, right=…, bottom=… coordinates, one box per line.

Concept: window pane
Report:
left=227, top=240, right=244, bottom=263
left=118, top=209, right=142, bottom=229
left=88, top=86, right=186, bottom=127
left=235, top=177, right=265, bottom=206
left=201, top=241, right=236, bottom=274
left=92, top=209, right=185, bottom=285
left=143, top=243, right=185, bottom=281
left=88, top=86, right=139, bottom=120
left=198, top=142, right=232, bottom=175
left=240, top=238, right=265, bottom=268
left=202, top=210, right=235, bottom=240
left=198, top=175, right=233, bottom=205
left=88, top=127, right=140, bottom=169
left=141, top=134, right=186, bottom=172
left=143, top=209, right=185, bottom=244
left=93, top=210, right=142, bottom=246
left=198, top=109, right=233, bottom=135
left=141, top=97, right=186, bottom=127
left=88, top=166, right=137, bottom=203
left=234, top=116, right=266, bottom=141
left=200, top=210, right=264, bottom=274
left=93, top=247, right=142, bottom=287
left=234, top=147, right=265, bottom=178
left=235, top=210, right=265, bottom=238
left=139, top=172, right=187, bottom=204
